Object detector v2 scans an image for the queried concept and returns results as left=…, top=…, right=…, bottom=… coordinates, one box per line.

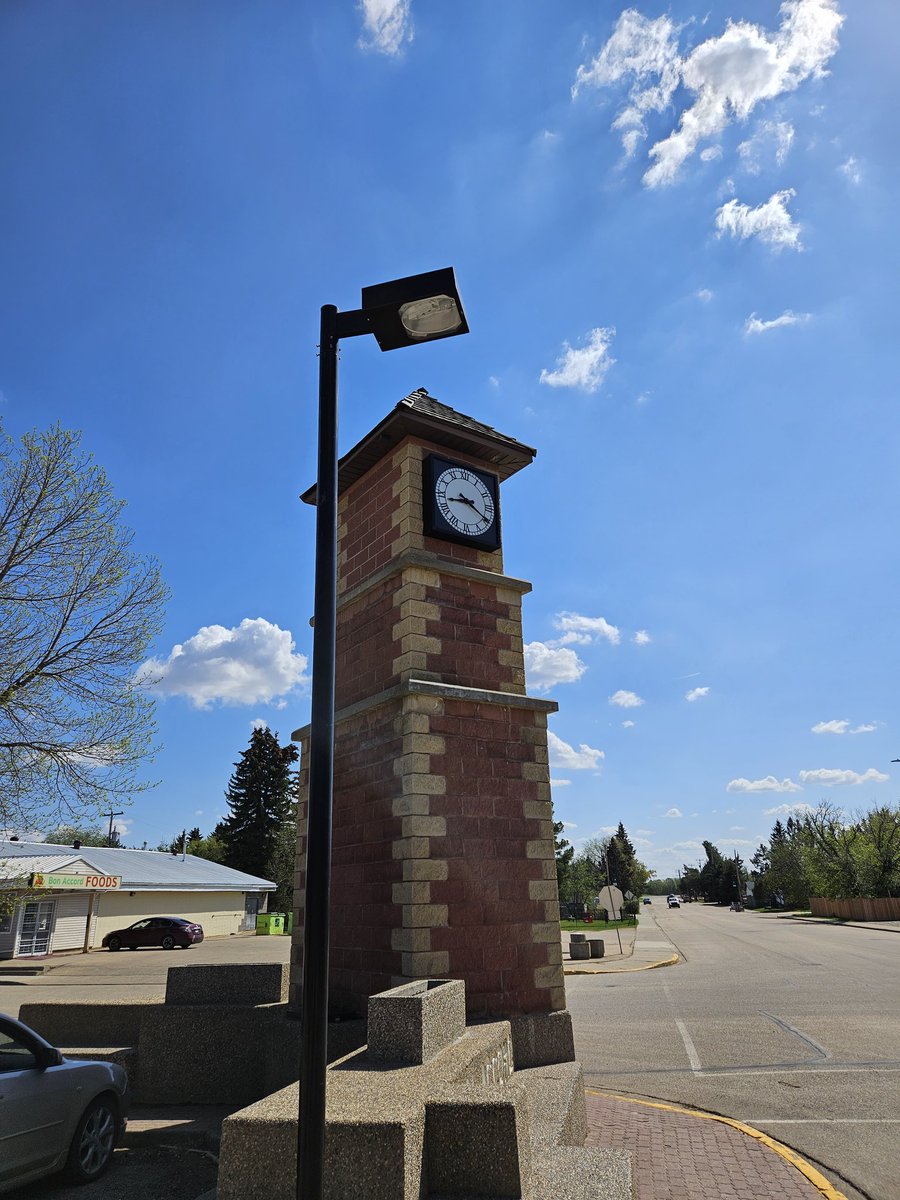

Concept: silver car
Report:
left=0, top=1013, right=129, bottom=1193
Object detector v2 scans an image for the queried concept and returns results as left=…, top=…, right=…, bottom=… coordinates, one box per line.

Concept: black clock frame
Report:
left=422, top=454, right=501, bottom=551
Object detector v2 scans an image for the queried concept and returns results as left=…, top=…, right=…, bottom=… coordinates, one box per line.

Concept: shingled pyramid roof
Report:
left=301, top=388, right=536, bottom=503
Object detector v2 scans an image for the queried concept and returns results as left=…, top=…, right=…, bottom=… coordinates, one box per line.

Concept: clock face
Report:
left=423, top=455, right=501, bottom=551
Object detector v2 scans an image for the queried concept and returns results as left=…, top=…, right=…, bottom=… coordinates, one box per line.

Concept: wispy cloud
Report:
left=524, top=642, right=587, bottom=691
left=716, top=190, right=802, bottom=251
left=540, top=327, right=616, bottom=393
left=137, top=618, right=309, bottom=709
left=574, top=1, right=843, bottom=186
left=685, top=686, right=710, bottom=702
left=665, top=807, right=683, bottom=818
left=745, top=309, right=811, bottom=335
left=738, top=120, right=795, bottom=173
left=633, top=630, right=651, bottom=646
left=609, top=689, right=644, bottom=708
left=839, top=155, right=861, bottom=184
left=622, top=720, right=636, bottom=728
left=764, top=802, right=815, bottom=816
left=727, top=775, right=802, bottom=793
left=358, top=0, right=413, bottom=56
left=812, top=719, right=879, bottom=735
left=548, top=730, right=605, bottom=770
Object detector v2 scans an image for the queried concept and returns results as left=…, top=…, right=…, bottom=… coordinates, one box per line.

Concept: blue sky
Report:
left=1, top=1, right=897, bottom=877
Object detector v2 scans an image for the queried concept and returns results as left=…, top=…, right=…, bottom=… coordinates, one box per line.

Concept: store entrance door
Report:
left=17, top=900, right=55, bottom=956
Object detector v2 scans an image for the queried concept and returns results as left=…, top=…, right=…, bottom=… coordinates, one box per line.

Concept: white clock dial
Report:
left=434, top=466, right=495, bottom=536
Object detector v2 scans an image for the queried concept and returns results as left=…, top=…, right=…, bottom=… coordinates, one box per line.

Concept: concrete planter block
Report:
left=569, top=942, right=590, bottom=961
left=367, top=978, right=465, bottom=1065
left=588, top=939, right=605, bottom=958
left=569, top=933, right=586, bottom=943
left=165, top=962, right=289, bottom=1007
left=425, top=1086, right=530, bottom=1199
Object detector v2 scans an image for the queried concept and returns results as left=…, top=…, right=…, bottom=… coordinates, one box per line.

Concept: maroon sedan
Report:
left=101, top=916, right=204, bottom=951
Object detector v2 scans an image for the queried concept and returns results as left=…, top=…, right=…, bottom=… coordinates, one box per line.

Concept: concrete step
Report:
left=125, top=1105, right=235, bottom=1150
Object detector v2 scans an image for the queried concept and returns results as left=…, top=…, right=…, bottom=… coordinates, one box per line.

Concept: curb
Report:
left=586, top=1090, right=848, bottom=1200
left=565, top=953, right=679, bottom=975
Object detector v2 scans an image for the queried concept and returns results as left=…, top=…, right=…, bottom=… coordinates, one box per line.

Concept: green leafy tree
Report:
left=554, top=820, right=574, bottom=896
left=217, top=726, right=298, bottom=880
left=0, top=422, right=167, bottom=832
left=42, top=823, right=110, bottom=847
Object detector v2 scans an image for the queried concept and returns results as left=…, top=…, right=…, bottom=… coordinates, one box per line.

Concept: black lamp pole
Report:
left=297, top=270, right=468, bottom=1200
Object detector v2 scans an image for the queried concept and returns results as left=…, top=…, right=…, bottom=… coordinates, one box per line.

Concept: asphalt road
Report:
left=567, top=903, right=900, bottom=1200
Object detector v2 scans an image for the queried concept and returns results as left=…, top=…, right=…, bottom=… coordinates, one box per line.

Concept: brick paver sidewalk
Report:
left=585, top=1092, right=837, bottom=1200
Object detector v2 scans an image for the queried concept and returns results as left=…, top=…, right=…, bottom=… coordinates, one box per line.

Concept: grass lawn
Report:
left=560, top=917, right=637, bottom=932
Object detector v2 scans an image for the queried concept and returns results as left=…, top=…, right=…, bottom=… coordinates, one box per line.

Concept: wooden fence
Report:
left=810, top=895, right=900, bottom=921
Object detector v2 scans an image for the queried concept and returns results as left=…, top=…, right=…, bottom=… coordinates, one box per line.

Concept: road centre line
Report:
left=675, top=1018, right=702, bottom=1073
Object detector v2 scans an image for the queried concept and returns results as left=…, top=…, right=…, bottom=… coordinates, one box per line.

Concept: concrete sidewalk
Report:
left=563, top=912, right=679, bottom=974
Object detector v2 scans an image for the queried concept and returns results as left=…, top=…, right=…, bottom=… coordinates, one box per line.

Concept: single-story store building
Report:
left=0, top=839, right=276, bottom=959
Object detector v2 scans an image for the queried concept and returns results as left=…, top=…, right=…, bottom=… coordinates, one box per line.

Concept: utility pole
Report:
left=104, top=810, right=124, bottom=847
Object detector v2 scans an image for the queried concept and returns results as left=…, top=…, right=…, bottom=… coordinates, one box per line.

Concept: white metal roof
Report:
left=0, top=841, right=275, bottom=892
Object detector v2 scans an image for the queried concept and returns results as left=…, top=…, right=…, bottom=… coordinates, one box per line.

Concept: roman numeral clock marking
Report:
left=424, top=455, right=501, bottom=551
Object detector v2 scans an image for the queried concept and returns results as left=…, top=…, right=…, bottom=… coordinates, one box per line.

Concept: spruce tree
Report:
left=218, top=727, right=298, bottom=879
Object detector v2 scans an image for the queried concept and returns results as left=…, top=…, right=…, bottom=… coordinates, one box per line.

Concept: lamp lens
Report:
left=398, top=295, right=462, bottom=340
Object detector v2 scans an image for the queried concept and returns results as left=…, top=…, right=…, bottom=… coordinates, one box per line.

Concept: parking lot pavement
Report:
left=0, top=933, right=292, bottom=1017
left=3, top=1145, right=219, bottom=1200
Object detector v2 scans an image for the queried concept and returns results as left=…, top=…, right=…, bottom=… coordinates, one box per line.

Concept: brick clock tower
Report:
left=291, top=388, right=574, bottom=1064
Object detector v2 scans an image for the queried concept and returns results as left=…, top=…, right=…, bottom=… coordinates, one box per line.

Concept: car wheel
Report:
left=65, top=1095, right=117, bottom=1182
left=107, top=936, right=121, bottom=952
left=161, top=934, right=175, bottom=950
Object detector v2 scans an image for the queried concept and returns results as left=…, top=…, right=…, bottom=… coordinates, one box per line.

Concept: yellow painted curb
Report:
left=564, top=953, right=679, bottom=975
left=585, top=1089, right=847, bottom=1200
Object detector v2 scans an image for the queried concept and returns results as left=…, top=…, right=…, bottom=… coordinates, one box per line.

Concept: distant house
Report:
left=0, top=839, right=275, bottom=959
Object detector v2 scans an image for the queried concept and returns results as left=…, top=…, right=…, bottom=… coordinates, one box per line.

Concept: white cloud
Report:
left=673, top=840, right=704, bottom=851
left=553, top=612, right=621, bottom=646
left=716, top=189, right=802, bottom=251
left=636, top=828, right=655, bottom=836
left=697, top=288, right=714, bottom=302
left=851, top=723, right=878, bottom=734
left=194, top=810, right=204, bottom=816
left=700, top=146, right=723, bottom=162
left=137, top=618, right=309, bottom=709
left=488, top=375, right=500, bottom=388
left=665, top=807, right=683, bottom=818
left=633, top=630, right=651, bottom=646
left=839, top=155, right=861, bottom=184
left=812, top=719, right=849, bottom=734
left=727, top=775, right=802, bottom=793
left=685, top=686, right=710, bottom=702
left=745, top=309, right=811, bottom=335
left=358, top=0, right=412, bottom=56
left=548, top=730, right=605, bottom=771
left=551, top=778, right=573, bottom=788
left=738, top=120, right=795, bottom=173
left=524, top=642, right=587, bottom=691
left=250, top=716, right=268, bottom=731
left=644, top=1, right=843, bottom=187
left=609, top=689, right=644, bottom=708
left=540, top=327, right=616, bottom=393
left=798, top=767, right=889, bottom=787
left=764, top=802, right=815, bottom=816
left=622, top=720, right=636, bottom=729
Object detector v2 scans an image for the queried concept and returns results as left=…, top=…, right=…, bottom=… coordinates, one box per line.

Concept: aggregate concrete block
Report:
left=569, top=942, right=590, bottom=960
left=426, top=1084, right=530, bottom=1198
left=164, top=962, right=289, bottom=1006
left=531, top=1146, right=633, bottom=1200
left=367, top=978, right=466, bottom=1065
left=508, top=1009, right=577, bottom=1070
left=588, top=939, right=605, bottom=958
left=17, top=1000, right=161, bottom=1048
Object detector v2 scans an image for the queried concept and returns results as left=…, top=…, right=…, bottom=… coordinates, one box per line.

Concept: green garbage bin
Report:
left=256, top=912, right=277, bottom=935
left=269, top=912, right=285, bottom=935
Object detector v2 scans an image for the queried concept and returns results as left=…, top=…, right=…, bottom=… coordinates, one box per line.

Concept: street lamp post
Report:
left=298, top=268, right=468, bottom=1200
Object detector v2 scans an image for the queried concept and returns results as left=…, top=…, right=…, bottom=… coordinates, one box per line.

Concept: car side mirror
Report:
left=35, top=1045, right=63, bottom=1069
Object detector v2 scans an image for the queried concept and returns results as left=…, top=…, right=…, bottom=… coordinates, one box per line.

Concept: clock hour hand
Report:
left=449, top=493, right=485, bottom=518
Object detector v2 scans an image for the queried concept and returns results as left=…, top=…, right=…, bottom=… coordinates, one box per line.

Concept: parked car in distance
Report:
left=667, top=896, right=681, bottom=908
left=642, top=897, right=652, bottom=904
left=101, top=916, right=204, bottom=951
left=0, top=1012, right=129, bottom=1193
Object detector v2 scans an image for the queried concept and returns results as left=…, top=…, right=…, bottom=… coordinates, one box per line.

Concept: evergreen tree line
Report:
left=555, top=821, right=652, bottom=917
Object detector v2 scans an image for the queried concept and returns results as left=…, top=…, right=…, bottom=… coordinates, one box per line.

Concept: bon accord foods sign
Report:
left=29, top=872, right=122, bottom=890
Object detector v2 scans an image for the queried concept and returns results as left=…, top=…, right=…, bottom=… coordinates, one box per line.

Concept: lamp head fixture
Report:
left=360, top=266, right=468, bottom=351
